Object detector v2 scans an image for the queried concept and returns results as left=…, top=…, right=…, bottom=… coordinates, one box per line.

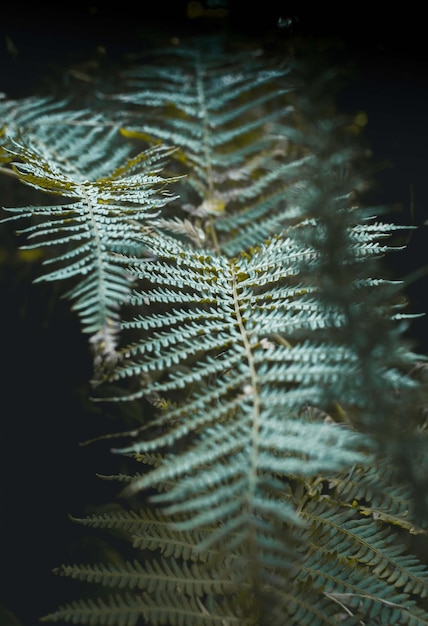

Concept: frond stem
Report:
left=230, top=263, right=261, bottom=509
left=80, top=185, right=107, bottom=325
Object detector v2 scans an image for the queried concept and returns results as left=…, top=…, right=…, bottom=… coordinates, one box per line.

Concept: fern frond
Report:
left=40, top=593, right=143, bottom=626
left=276, top=470, right=428, bottom=624
left=97, top=228, right=384, bottom=617
left=330, top=461, right=428, bottom=532
left=72, top=507, right=215, bottom=561
left=303, top=498, right=428, bottom=593
left=0, top=95, right=70, bottom=135
left=55, top=558, right=238, bottom=595
left=1, top=133, right=178, bottom=376
left=106, top=184, right=423, bottom=621
left=0, top=98, right=137, bottom=179
left=107, top=41, right=300, bottom=254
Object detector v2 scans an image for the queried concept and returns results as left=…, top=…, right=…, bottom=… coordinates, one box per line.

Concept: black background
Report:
left=1, top=3, right=427, bottom=625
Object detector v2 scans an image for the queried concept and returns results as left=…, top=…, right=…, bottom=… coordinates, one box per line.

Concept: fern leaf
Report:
left=108, top=42, right=298, bottom=253
left=302, top=497, right=428, bottom=599
left=72, top=507, right=215, bottom=561
left=103, top=229, right=380, bottom=613
left=40, top=593, right=143, bottom=626
left=55, top=558, right=238, bottom=595
left=1, top=134, right=178, bottom=376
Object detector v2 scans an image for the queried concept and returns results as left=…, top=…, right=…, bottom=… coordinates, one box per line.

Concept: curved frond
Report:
left=1, top=132, right=178, bottom=377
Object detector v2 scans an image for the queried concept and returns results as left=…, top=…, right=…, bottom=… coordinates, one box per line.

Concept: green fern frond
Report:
left=90, top=227, right=384, bottom=618
left=330, top=462, right=428, bottom=533
left=1, top=133, right=178, bottom=376
left=0, top=98, right=137, bottom=179
left=72, top=507, right=215, bottom=561
left=0, top=95, right=70, bottom=134
left=55, top=558, right=239, bottom=595
left=40, top=593, right=144, bottom=626
left=302, top=498, right=428, bottom=593
left=108, top=42, right=299, bottom=253
left=44, top=559, right=254, bottom=626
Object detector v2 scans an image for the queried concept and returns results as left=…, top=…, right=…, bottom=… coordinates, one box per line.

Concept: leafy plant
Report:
left=1, top=33, right=428, bottom=625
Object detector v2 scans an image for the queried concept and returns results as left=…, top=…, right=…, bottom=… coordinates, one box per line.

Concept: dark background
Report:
left=1, top=3, right=427, bottom=625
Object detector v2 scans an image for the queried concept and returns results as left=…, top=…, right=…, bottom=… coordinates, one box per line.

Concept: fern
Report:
left=2, top=33, right=427, bottom=626
left=106, top=39, right=301, bottom=255
left=1, top=105, right=179, bottom=376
